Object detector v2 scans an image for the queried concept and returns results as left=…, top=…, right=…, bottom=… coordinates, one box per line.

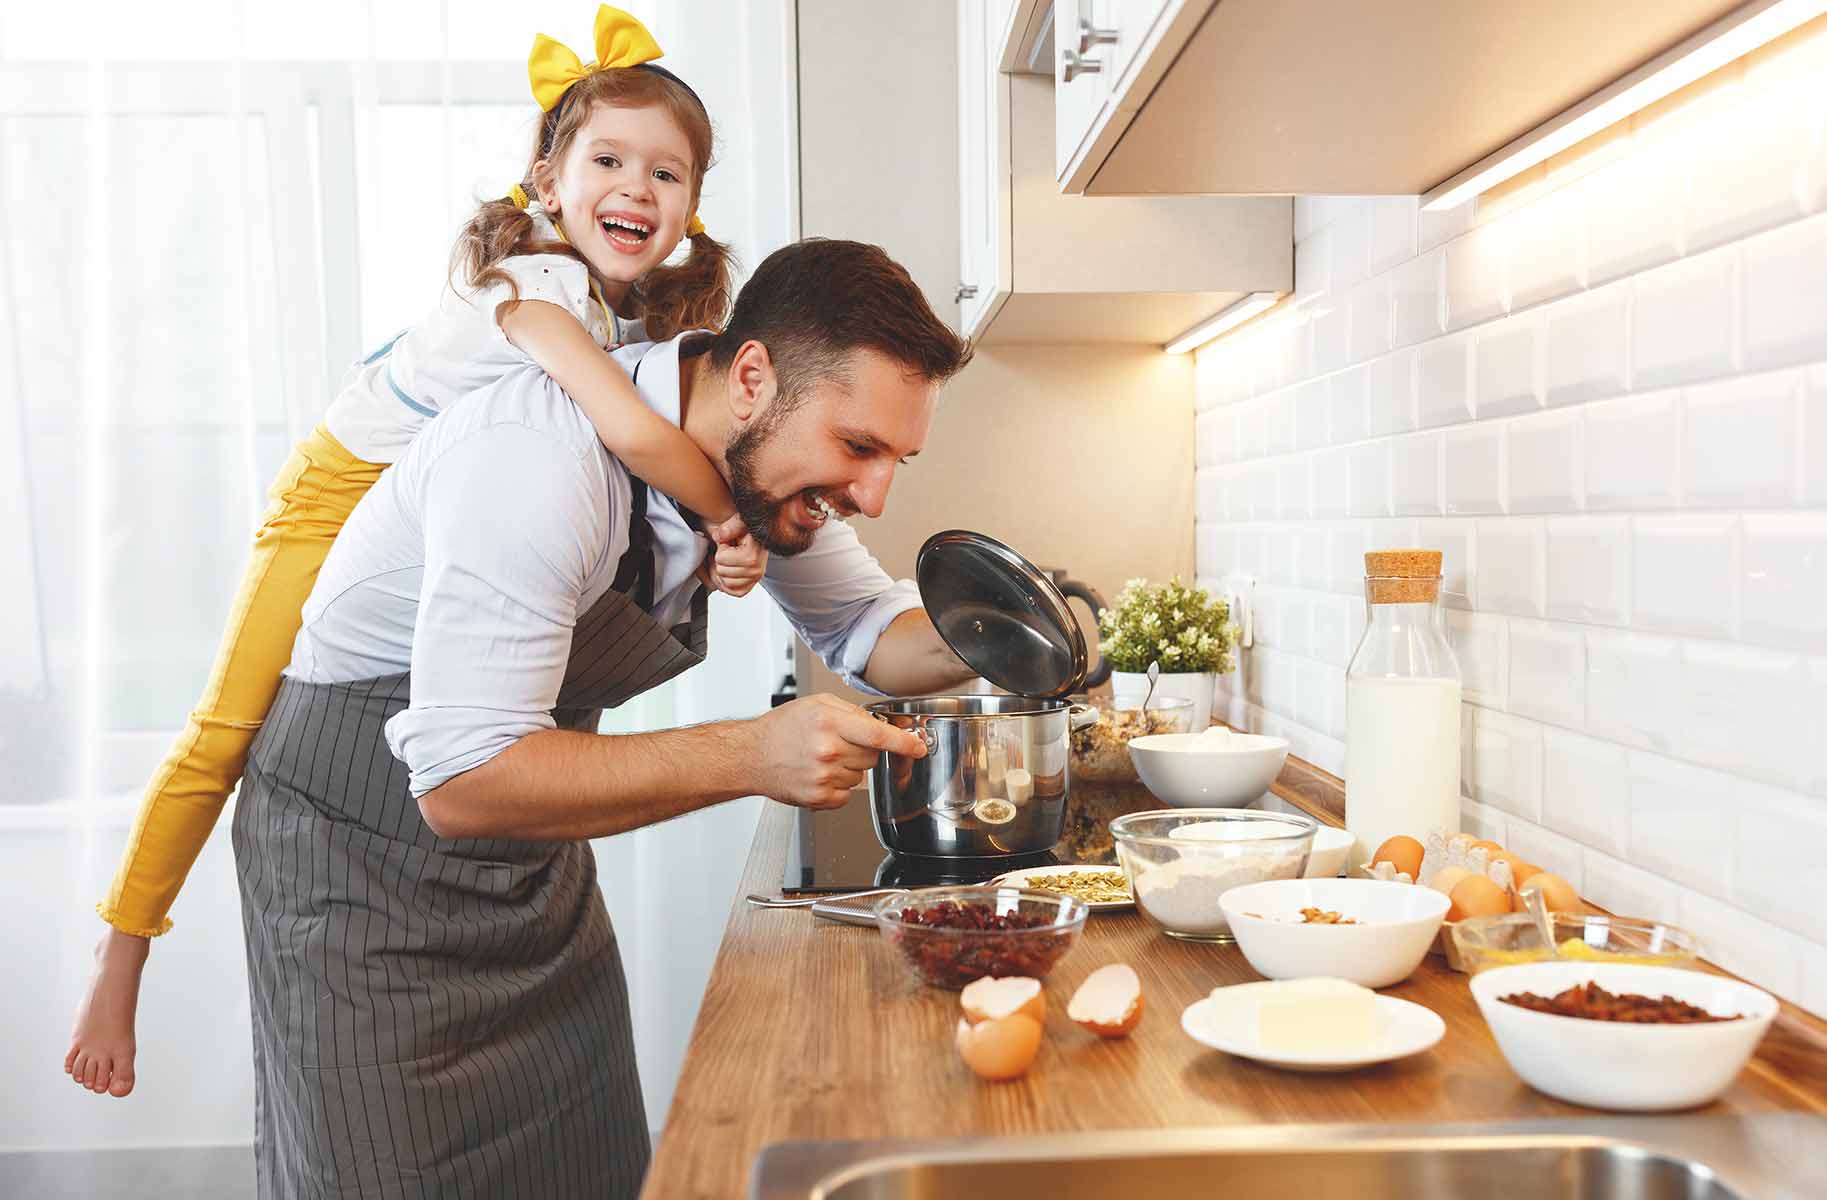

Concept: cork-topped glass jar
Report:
left=1343, top=549, right=1463, bottom=871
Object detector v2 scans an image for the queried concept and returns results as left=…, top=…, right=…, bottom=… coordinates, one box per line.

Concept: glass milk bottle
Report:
left=1344, top=549, right=1463, bottom=870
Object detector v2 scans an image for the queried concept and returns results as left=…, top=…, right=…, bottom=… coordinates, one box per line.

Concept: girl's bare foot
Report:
left=65, top=928, right=149, bottom=1097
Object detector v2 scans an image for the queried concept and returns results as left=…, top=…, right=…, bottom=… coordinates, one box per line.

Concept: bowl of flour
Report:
left=1110, top=809, right=1316, bottom=942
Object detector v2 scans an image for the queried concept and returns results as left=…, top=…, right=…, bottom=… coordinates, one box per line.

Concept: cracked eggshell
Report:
left=1067, top=963, right=1144, bottom=1038
left=955, top=1013, right=1044, bottom=1080
left=960, top=976, right=1045, bottom=1026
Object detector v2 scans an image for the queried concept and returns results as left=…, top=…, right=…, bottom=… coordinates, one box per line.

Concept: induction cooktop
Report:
left=781, top=788, right=1062, bottom=894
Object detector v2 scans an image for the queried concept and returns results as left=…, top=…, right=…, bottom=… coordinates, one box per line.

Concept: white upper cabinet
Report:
left=1051, top=0, right=1754, bottom=196
left=955, top=0, right=1290, bottom=346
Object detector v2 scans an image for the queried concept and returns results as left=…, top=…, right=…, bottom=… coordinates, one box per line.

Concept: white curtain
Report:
left=0, top=0, right=799, bottom=1158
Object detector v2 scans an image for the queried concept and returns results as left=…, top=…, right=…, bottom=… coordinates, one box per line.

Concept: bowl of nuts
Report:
left=1068, top=697, right=1196, bottom=783
left=873, top=886, right=1089, bottom=989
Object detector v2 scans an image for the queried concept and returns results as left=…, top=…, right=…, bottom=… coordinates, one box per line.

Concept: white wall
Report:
left=1194, top=22, right=1827, bottom=1018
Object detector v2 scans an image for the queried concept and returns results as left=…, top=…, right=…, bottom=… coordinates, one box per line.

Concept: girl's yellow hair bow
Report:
left=528, top=5, right=665, bottom=113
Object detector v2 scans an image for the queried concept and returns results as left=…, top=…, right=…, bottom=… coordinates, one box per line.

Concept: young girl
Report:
left=66, top=4, right=754, bottom=1098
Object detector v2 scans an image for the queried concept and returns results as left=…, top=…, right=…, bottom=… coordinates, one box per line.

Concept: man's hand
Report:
left=749, top=694, right=926, bottom=809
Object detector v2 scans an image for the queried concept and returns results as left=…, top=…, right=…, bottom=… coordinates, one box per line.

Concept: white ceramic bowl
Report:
left=1127, top=729, right=1290, bottom=807
left=1469, top=961, right=1778, bottom=1111
left=1301, top=826, right=1355, bottom=878
left=1219, top=878, right=1450, bottom=988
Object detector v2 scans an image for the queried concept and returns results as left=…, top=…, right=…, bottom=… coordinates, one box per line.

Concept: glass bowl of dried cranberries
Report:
left=874, top=886, right=1089, bottom=989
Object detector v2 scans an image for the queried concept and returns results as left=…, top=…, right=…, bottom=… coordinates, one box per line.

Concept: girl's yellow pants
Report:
left=98, top=426, right=384, bottom=936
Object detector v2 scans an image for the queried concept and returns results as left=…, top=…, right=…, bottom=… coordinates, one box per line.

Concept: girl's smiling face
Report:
left=534, top=100, right=696, bottom=310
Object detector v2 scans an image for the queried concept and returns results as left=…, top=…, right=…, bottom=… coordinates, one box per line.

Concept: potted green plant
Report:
left=1096, top=578, right=1236, bottom=730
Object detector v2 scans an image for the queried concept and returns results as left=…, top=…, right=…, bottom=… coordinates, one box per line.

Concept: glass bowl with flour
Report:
left=1110, top=809, right=1316, bottom=942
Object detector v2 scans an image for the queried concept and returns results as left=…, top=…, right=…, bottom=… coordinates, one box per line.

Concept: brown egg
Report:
left=1470, top=839, right=1505, bottom=855
left=1517, top=872, right=1581, bottom=913
left=1429, top=865, right=1471, bottom=896
left=960, top=976, right=1045, bottom=1026
left=955, top=1013, right=1043, bottom=1080
left=1371, top=835, right=1425, bottom=880
left=1448, top=874, right=1511, bottom=922
left=1507, top=859, right=1543, bottom=889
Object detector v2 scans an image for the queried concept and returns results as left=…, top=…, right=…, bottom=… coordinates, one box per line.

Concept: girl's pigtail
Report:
left=637, top=230, right=738, bottom=340
left=450, top=193, right=576, bottom=308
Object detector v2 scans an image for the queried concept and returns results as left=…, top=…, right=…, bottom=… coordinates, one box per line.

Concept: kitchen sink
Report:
left=751, top=1114, right=1827, bottom=1199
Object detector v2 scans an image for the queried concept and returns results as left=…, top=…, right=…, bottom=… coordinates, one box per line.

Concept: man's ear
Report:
left=728, top=339, right=777, bottom=425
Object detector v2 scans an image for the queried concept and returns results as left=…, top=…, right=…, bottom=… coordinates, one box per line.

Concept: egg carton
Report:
left=1355, top=831, right=1518, bottom=973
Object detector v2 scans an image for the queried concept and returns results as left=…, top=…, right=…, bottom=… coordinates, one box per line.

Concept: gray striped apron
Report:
left=233, top=478, right=707, bottom=1199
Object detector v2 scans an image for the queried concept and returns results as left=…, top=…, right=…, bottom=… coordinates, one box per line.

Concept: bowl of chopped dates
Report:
left=1470, top=961, right=1779, bottom=1110
left=873, top=886, right=1089, bottom=989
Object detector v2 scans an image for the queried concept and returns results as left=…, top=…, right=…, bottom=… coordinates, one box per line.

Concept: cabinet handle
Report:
left=1076, top=19, right=1117, bottom=53
left=1060, top=48, right=1103, bottom=82
left=955, top=283, right=979, bottom=302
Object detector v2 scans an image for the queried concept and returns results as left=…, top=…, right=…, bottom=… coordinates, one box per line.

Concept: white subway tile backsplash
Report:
left=1416, top=518, right=1475, bottom=609
left=1682, top=371, right=1801, bottom=508
left=1578, top=147, right=1684, bottom=286
left=1742, top=213, right=1827, bottom=371
left=1585, top=630, right=1682, bottom=753
left=1347, top=441, right=1391, bottom=517
left=1806, top=367, right=1827, bottom=507
left=1542, top=728, right=1629, bottom=857
left=1547, top=516, right=1631, bottom=626
left=1448, top=610, right=1509, bottom=708
left=1507, top=183, right=1586, bottom=309
left=1473, top=312, right=1544, bottom=419
left=1416, top=334, right=1472, bottom=428
left=1545, top=282, right=1630, bottom=407
left=1733, top=779, right=1827, bottom=944
left=1509, top=618, right=1584, bottom=726
left=1580, top=849, right=1682, bottom=925
left=1626, top=753, right=1735, bottom=900
left=1390, top=249, right=1444, bottom=349
left=1583, top=392, right=1681, bottom=511
left=1677, top=889, right=1802, bottom=1001
left=1369, top=349, right=1417, bottom=437
left=1390, top=432, right=1442, bottom=516
left=1681, top=640, right=1809, bottom=787
left=1443, top=425, right=1504, bottom=515
left=1632, top=515, right=1739, bottom=639
left=1631, top=246, right=1737, bottom=390
left=1443, top=219, right=1509, bottom=331
left=1741, top=514, right=1827, bottom=652
left=1477, top=519, right=1545, bottom=617
left=1469, top=708, right=1544, bottom=821
left=1204, top=73, right=1827, bottom=1010
left=1459, top=795, right=1510, bottom=847
left=1313, top=448, right=1349, bottom=518
left=1312, top=302, right=1351, bottom=374
left=1349, top=279, right=1393, bottom=364
left=1506, top=409, right=1582, bottom=514
left=1502, top=817, right=1586, bottom=890
left=1367, top=196, right=1420, bottom=278
left=1329, top=365, right=1372, bottom=446
left=1294, top=379, right=1330, bottom=452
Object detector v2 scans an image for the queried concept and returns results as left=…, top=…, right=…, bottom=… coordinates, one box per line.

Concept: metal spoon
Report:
left=744, top=888, right=904, bottom=909
left=1142, top=659, right=1161, bottom=710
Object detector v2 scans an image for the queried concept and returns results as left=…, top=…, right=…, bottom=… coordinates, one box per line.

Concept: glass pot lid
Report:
left=915, top=529, right=1089, bottom=699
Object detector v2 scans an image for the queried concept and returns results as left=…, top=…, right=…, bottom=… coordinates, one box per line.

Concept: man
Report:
left=233, top=238, right=976, bottom=1198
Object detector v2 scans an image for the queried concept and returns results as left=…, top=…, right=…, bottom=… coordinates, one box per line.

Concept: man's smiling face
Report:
left=724, top=348, right=935, bottom=556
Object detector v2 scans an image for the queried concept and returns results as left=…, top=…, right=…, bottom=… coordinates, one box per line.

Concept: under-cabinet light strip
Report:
left=1163, top=291, right=1283, bottom=355
left=1422, top=0, right=1827, bottom=212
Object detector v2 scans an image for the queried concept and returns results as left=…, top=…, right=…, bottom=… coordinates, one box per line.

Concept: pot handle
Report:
left=1053, top=575, right=1111, bottom=689
left=1068, top=702, right=1099, bottom=731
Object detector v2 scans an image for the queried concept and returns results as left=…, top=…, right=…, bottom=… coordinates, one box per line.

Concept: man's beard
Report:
left=725, top=403, right=819, bottom=557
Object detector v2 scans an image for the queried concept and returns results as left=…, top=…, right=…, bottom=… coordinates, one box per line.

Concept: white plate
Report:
left=1181, top=984, right=1445, bottom=1072
left=989, top=864, right=1134, bottom=911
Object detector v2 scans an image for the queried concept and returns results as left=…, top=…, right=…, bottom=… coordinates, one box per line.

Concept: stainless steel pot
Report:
left=866, top=695, right=1096, bottom=858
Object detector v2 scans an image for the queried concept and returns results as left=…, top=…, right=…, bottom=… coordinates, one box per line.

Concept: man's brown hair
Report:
left=708, top=239, right=973, bottom=403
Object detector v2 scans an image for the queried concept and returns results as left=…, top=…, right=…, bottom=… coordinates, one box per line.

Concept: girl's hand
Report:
left=701, top=533, right=768, bottom=597
left=706, top=512, right=750, bottom=547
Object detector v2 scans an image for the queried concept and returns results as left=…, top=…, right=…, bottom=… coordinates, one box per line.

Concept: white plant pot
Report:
left=1111, top=669, right=1215, bottom=731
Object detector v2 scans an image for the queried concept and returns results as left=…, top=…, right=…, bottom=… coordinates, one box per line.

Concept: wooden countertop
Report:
left=641, top=762, right=1827, bottom=1200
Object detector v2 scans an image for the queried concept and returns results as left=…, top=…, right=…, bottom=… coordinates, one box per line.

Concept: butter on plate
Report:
left=1255, top=977, right=1380, bottom=1055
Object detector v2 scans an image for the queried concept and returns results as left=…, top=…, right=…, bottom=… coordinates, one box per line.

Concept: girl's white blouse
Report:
left=324, top=208, right=626, bottom=463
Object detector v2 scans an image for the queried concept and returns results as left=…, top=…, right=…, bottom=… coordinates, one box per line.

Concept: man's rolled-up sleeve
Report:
left=384, top=421, right=610, bottom=796
left=761, top=520, right=923, bottom=695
